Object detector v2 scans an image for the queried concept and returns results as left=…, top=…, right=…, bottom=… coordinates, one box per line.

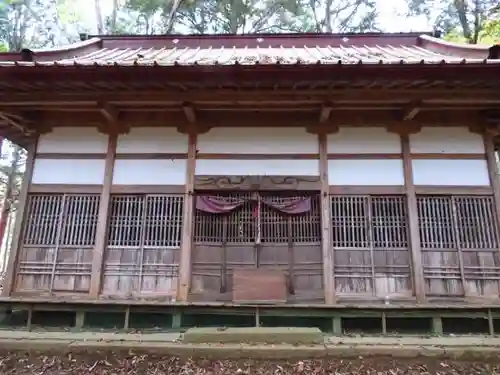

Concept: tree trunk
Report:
left=164, top=0, right=183, bottom=33
left=95, top=0, right=104, bottom=34
left=324, top=0, right=333, bottom=32
left=110, top=0, right=118, bottom=33
left=0, top=145, right=20, bottom=273
left=453, top=0, right=473, bottom=43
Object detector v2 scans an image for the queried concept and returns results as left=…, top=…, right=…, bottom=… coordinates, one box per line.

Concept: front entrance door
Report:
left=191, top=191, right=323, bottom=303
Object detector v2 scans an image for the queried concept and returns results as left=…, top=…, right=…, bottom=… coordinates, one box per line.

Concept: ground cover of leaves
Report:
left=0, top=350, right=499, bottom=375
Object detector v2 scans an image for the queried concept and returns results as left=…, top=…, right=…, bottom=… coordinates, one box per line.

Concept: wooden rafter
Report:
left=319, top=104, right=333, bottom=123
left=183, top=104, right=196, bottom=123
left=98, top=103, right=118, bottom=125
left=401, top=101, right=422, bottom=121
left=0, top=110, right=33, bottom=135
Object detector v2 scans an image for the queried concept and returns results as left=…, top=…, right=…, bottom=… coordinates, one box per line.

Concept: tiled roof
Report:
left=0, top=33, right=498, bottom=67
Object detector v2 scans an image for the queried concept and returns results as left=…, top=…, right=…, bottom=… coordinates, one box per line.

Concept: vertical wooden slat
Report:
left=287, top=216, right=295, bottom=294
left=49, top=195, right=67, bottom=291
left=89, top=133, right=117, bottom=298
left=366, top=196, right=375, bottom=296
left=400, top=132, right=426, bottom=302
left=177, top=132, right=197, bottom=301
left=2, top=137, right=37, bottom=296
left=318, top=132, right=334, bottom=304
left=450, top=196, right=469, bottom=296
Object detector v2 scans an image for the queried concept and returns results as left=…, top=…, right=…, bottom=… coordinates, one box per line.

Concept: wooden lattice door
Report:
left=192, top=192, right=323, bottom=303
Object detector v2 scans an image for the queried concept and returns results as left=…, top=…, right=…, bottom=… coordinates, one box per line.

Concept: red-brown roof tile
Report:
left=0, top=32, right=497, bottom=67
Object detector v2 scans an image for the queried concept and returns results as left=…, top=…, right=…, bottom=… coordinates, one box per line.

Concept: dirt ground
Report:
left=0, top=350, right=499, bottom=375
left=0, top=332, right=500, bottom=374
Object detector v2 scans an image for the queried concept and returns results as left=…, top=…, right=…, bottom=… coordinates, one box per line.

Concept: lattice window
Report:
left=455, top=196, right=499, bottom=249
left=194, top=193, right=253, bottom=244
left=371, top=196, right=408, bottom=249
left=417, top=195, right=500, bottom=296
left=23, top=194, right=100, bottom=246
left=417, top=196, right=455, bottom=249
left=331, top=195, right=411, bottom=296
left=107, top=194, right=184, bottom=248
left=261, top=194, right=321, bottom=244
left=417, top=195, right=499, bottom=250
left=330, top=195, right=408, bottom=249
left=194, top=192, right=321, bottom=244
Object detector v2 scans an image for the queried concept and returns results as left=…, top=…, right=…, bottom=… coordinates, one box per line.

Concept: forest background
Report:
left=0, top=0, right=498, bottom=272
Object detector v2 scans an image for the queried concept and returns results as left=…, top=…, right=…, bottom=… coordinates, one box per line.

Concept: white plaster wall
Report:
left=328, top=160, right=404, bottom=185
left=116, top=127, right=188, bottom=154
left=32, top=159, right=106, bottom=184
left=37, top=127, right=108, bottom=154
left=410, top=127, right=484, bottom=154
left=327, top=127, right=401, bottom=154
left=197, top=127, right=318, bottom=154
left=412, top=159, right=490, bottom=186
left=196, top=159, right=319, bottom=176
left=113, top=159, right=187, bottom=185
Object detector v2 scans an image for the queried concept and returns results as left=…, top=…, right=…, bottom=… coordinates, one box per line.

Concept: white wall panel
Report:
left=410, top=127, right=484, bottom=154
left=113, top=159, right=187, bottom=185
left=32, top=159, right=106, bottom=184
left=195, top=159, right=319, bottom=176
left=412, top=159, right=489, bottom=186
left=197, top=127, right=318, bottom=154
left=37, top=127, right=108, bottom=154
left=328, top=159, right=404, bottom=185
left=116, top=127, right=188, bottom=154
left=327, top=127, right=401, bottom=154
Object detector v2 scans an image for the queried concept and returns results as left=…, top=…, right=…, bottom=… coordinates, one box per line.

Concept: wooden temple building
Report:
left=0, top=31, right=499, bottom=332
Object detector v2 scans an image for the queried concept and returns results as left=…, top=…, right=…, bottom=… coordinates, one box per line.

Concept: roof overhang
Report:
left=0, top=32, right=498, bottom=148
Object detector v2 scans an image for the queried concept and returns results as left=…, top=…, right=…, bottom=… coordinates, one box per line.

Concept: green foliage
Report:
left=406, top=0, right=498, bottom=44
left=125, top=0, right=378, bottom=34
left=482, top=10, right=500, bottom=41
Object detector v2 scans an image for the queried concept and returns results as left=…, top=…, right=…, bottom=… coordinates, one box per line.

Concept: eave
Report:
left=0, top=32, right=498, bottom=148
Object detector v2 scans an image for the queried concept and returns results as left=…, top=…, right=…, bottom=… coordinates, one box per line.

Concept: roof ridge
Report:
left=417, top=34, right=490, bottom=60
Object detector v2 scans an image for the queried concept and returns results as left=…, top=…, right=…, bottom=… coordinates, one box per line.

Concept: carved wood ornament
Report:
left=195, top=175, right=321, bottom=191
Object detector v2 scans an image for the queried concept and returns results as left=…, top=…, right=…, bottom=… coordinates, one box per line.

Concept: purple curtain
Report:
left=195, top=196, right=247, bottom=214
left=195, top=195, right=311, bottom=215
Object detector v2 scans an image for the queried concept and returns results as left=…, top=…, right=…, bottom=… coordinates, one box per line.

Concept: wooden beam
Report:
left=89, top=133, right=117, bottom=298
left=183, top=105, right=196, bottom=123
left=1, top=89, right=500, bottom=106
left=177, top=132, right=197, bottom=301
left=29, top=110, right=488, bottom=130
left=399, top=130, right=426, bottom=303
left=12, top=103, right=500, bottom=113
left=1, top=138, right=37, bottom=296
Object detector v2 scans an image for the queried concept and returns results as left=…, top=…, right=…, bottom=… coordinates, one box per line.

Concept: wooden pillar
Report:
left=318, top=132, right=335, bottom=304
left=2, top=137, right=37, bottom=297
left=482, top=128, right=500, bottom=235
left=308, top=124, right=336, bottom=305
left=177, top=132, right=197, bottom=301
left=388, top=124, right=426, bottom=303
left=89, top=133, right=117, bottom=298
